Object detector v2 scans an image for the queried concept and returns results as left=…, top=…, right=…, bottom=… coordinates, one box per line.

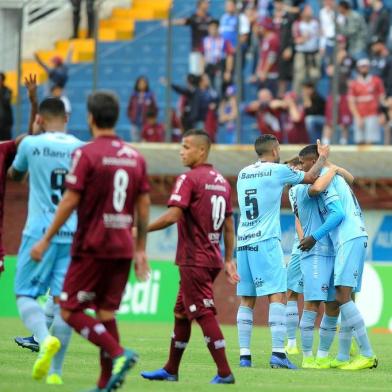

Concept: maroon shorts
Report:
left=60, top=256, right=131, bottom=312
left=325, top=95, right=352, bottom=127
left=174, top=266, right=221, bottom=320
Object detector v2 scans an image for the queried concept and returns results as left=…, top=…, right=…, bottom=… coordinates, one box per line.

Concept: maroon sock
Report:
left=97, top=319, right=120, bottom=389
left=67, top=312, right=123, bottom=359
left=164, top=317, right=191, bottom=375
left=196, top=313, right=232, bottom=377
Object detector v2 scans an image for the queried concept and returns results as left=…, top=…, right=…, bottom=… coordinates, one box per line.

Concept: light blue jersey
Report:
left=317, top=168, right=367, bottom=249
left=12, top=132, right=84, bottom=243
left=237, top=161, right=305, bottom=246
left=288, top=186, right=301, bottom=256
left=292, top=184, right=335, bottom=257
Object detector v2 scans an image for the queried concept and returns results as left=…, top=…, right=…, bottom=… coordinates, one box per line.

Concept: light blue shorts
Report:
left=300, top=254, right=335, bottom=302
left=287, top=253, right=303, bottom=294
left=236, top=238, right=287, bottom=297
left=334, top=237, right=367, bottom=292
left=15, top=235, right=71, bottom=298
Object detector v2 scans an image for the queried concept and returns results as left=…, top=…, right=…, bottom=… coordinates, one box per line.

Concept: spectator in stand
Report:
left=245, top=88, right=283, bottom=141
left=0, top=72, right=13, bottom=140
left=302, top=80, right=325, bottom=143
left=368, top=0, right=390, bottom=45
left=279, top=91, right=309, bottom=143
left=369, top=37, right=391, bottom=81
left=348, top=58, right=385, bottom=144
left=273, top=0, right=297, bottom=97
left=70, top=0, right=95, bottom=39
left=337, top=0, right=368, bottom=60
left=252, top=17, right=280, bottom=96
left=319, top=0, right=336, bottom=60
left=218, top=85, right=238, bottom=144
left=127, top=76, right=157, bottom=142
left=199, top=74, right=219, bottom=142
left=35, top=46, right=73, bottom=90
left=202, top=19, right=235, bottom=96
left=50, top=85, right=72, bottom=117
left=220, top=0, right=251, bottom=52
left=323, top=35, right=354, bottom=145
left=292, top=4, right=320, bottom=94
left=167, top=0, right=213, bottom=75
left=141, top=109, right=165, bottom=143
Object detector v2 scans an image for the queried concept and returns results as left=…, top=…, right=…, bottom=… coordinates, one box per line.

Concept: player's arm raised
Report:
left=134, top=193, right=151, bottom=281
left=30, top=189, right=81, bottom=261
left=223, top=215, right=240, bottom=285
left=301, top=140, right=330, bottom=184
left=148, top=206, right=183, bottom=232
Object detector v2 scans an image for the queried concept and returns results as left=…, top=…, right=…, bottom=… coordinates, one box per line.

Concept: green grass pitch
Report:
left=0, top=318, right=390, bottom=392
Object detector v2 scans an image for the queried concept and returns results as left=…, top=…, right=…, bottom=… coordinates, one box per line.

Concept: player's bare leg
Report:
left=286, top=290, right=300, bottom=355
left=237, top=296, right=256, bottom=367
left=334, top=286, right=377, bottom=370
left=268, top=292, right=297, bottom=369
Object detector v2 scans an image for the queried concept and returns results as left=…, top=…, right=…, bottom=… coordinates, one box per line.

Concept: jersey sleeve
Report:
left=168, top=173, right=193, bottom=209
left=11, top=137, right=30, bottom=173
left=277, top=164, right=305, bottom=186
left=65, top=148, right=90, bottom=192
left=318, top=178, right=340, bottom=207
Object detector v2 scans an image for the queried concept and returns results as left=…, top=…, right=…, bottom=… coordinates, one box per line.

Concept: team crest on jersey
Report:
left=254, top=277, right=264, bottom=288
left=321, top=284, right=329, bottom=292
left=353, top=270, right=359, bottom=279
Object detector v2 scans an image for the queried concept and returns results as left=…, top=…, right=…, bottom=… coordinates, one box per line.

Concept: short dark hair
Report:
left=87, top=91, right=119, bottom=129
left=339, top=0, right=351, bottom=10
left=284, top=156, right=301, bottom=166
left=183, top=129, right=211, bottom=149
left=299, top=144, right=318, bottom=158
left=209, top=19, right=220, bottom=26
left=39, top=98, right=66, bottom=118
left=146, top=108, right=157, bottom=118
left=254, top=134, right=278, bottom=156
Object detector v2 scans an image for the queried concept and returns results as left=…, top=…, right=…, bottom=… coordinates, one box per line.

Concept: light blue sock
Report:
left=45, top=296, right=55, bottom=330
left=337, top=312, right=352, bottom=361
left=317, top=314, right=338, bottom=357
left=286, top=301, right=299, bottom=346
left=237, top=305, right=253, bottom=356
left=17, top=297, right=49, bottom=344
left=299, top=310, right=317, bottom=356
left=269, top=303, right=286, bottom=353
left=340, top=301, right=373, bottom=357
left=50, top=304, right=72, bottom=376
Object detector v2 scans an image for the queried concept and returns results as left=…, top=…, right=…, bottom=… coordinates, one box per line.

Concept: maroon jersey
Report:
left=141, top=123, right=165, bottom=142
left=0, top=141, right=16, bottom=264
left=65, top=136, right=150, bottom=259
left=168, top=164, right=232, bottom=269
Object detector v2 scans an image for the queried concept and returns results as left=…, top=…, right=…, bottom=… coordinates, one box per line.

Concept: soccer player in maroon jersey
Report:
left=30, top=91, right=151, bottom=392
left=141, top=129, right=239, bottom=384
left=0, top=74, right=38, bottom=277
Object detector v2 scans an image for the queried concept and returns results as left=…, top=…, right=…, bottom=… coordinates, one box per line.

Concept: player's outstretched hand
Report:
left=30, top=238, right=50, bottom=262
left=24, top=74, right=37, bottom=101
left=134, top=250, right=150, bottom=281
left=317, top=139, right=330, bottom=159
left=298, top=236, right=316, bottom=252
left=224, top=260, right=240, bottom=285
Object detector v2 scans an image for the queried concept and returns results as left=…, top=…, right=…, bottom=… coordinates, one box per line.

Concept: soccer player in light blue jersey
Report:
left=8, top=98, right=84, bottom=383
left=236, top=134, right=330, bottom=369
left=298, top=145, right=377, bottom=371
left=285, top=157, right=304, bottom=356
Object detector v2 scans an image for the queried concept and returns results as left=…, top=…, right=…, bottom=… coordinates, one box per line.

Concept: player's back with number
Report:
left=66, top=137, right=149, bottom=259
left=237, top=161, right=304, bottom=246
left=13, top=132, right=83, bottom=241
left=168, top=164, right=232, bottom=268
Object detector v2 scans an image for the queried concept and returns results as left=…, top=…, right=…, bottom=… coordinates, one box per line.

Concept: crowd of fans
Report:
left=1, top=0, right=392, bottom=144
left=128, top=0, right=392, bottom=145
